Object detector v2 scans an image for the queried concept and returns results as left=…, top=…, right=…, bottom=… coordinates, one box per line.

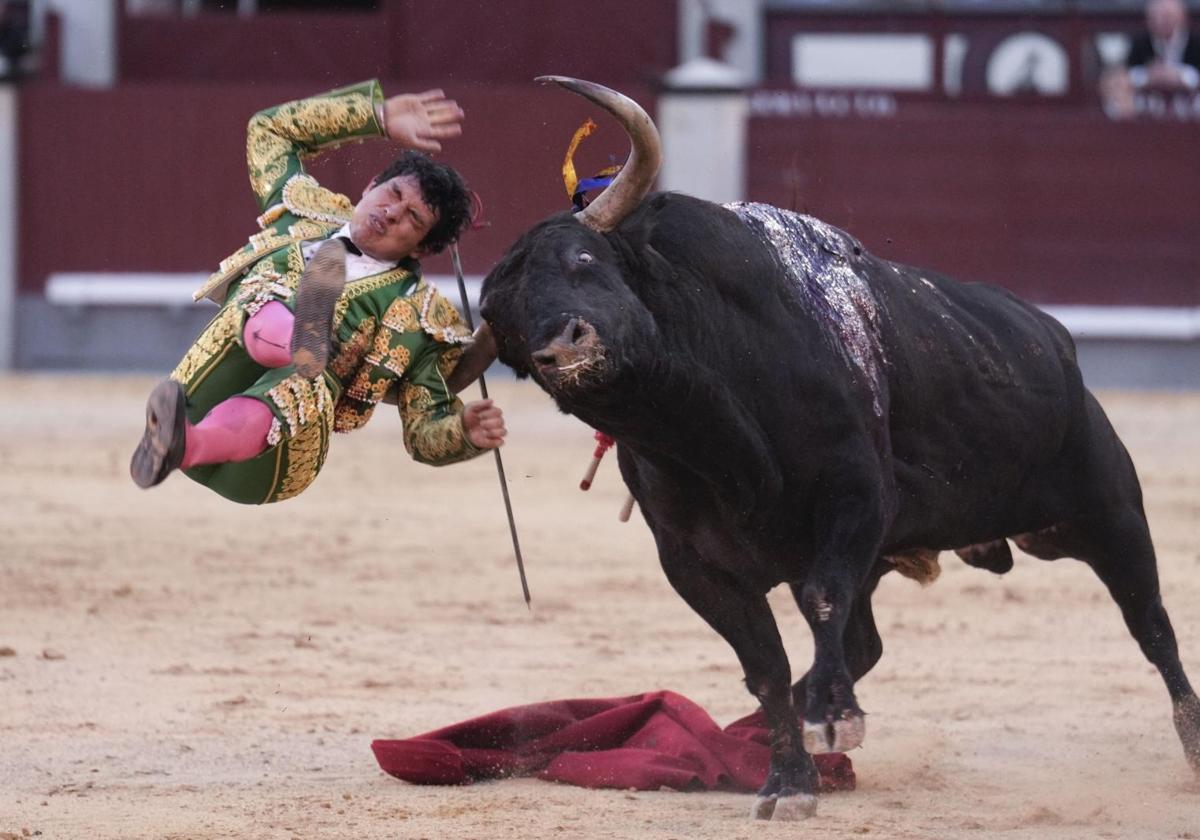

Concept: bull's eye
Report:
left=576, top=250, right=595, bottom=265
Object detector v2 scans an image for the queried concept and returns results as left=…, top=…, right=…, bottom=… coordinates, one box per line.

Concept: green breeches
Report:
left=170, top=302, right=337, bottom=505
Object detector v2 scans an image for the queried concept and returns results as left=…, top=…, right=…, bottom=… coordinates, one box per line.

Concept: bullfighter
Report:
left=130, top=80, right=505, bottom=504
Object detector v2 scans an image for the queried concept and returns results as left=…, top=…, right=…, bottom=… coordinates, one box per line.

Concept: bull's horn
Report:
left=536, top=76, right=662, bottom=233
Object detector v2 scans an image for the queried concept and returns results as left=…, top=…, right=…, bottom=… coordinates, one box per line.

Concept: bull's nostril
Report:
left=531, top=349, right=557, bottom=366
left=570, top=320, right=586, bottom=344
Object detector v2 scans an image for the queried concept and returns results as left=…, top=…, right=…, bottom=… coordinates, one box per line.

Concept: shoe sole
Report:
left=130, top=379, right=186, bottom=488
left=291, top=239, right=347, bottom=378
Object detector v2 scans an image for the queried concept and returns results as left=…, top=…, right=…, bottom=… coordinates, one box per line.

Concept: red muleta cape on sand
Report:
left=372, top=690, right=854, bottom=792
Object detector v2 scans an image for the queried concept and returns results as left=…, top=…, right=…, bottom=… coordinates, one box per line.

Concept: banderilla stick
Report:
left=450, top=243, right=532, bottom=608
left=579, top=430, right=614, bottom=491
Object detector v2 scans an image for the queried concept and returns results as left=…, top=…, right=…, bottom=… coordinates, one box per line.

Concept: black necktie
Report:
left=335, top=235, right=363, bottom=257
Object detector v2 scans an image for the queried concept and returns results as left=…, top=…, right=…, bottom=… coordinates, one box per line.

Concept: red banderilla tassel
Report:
left=579, top=431, right=616, bottom=491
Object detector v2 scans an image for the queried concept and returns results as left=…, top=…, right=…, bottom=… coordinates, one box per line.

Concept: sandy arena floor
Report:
left=1, top=375, right=1198, bottom=839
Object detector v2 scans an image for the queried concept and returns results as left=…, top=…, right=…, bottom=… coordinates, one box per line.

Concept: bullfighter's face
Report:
left=349, top=174, right=438, bottom=262
left=480, top=216, right=653, bottom=399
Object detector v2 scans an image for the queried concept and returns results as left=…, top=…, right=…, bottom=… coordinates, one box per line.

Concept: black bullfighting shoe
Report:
left=290, top=237, right=347, bottom=379
left=130, top=378, right=187, bottom=488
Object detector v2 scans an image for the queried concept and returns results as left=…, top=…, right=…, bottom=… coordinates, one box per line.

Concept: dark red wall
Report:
left=386, top=0, right=679, bottom=86
left=118, top=1, right=679, bottom=85
left=21, top=82, right=1198, bottom=307
left=23, top=2, right=1189, bottom=309
left=17, top=79, right=653, bottom=290
left=747, top=103, right=1200, bottom=307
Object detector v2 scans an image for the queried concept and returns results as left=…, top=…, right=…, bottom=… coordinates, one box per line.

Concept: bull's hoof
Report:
left=750, top=792, right=818, bottom=821
left=1174, top=694, right=1200, bottom=774
left=803, top=714, right=865, bottom=754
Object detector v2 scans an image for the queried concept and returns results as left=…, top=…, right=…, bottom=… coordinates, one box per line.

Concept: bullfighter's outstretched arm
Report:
left=245, top=80, right=387, bottom=212
left=245, top=80, right=464, bottom=213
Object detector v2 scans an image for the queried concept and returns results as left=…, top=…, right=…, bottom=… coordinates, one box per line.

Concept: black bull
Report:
left=477, top=80, right=1199, bottom=820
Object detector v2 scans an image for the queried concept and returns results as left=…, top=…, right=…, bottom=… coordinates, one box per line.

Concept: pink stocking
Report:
left=182, top=397, right=274, bottom=468
left=243, top=301, right=295, bottom=368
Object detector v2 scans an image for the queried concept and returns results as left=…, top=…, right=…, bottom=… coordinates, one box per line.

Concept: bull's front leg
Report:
left=655, top=540, right=818, bottom=821
left=797, top=575, right=867, bottom=754
left=797, top=476, right=888, bottom=755
left=787, top=562, right=887, bottom=714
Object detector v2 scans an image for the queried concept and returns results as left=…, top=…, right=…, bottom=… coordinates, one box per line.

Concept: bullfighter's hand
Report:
left=382, top=89, right=464, bottom=152
left=463, top=398, right=506, bottom=450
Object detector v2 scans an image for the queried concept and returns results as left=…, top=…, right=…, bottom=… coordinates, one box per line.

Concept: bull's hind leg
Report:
left=1076, top=508, right=1200, bottom=774
left=656, top=545, right=818, bottom=821
left=1021, top=509, right=1199, bottom=774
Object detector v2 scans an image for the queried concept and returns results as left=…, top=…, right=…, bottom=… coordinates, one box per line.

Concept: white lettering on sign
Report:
left=749, top=90, right=899, bottom=119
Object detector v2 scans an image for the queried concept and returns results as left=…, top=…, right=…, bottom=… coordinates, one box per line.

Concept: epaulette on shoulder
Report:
left=281, top=173, right=355, bottom=226
left=417, top=286, right=473, bottom=345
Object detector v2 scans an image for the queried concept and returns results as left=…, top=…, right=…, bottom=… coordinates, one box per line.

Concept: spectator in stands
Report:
left=1126, top=0, right=1200, bottom=90
left=130, top=80, right=506, bottom=504
left=0, top=0, right=31, bottom=81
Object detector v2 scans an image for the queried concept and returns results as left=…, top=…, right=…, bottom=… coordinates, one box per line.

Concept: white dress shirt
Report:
left=300, top=224, right=401, bottom=282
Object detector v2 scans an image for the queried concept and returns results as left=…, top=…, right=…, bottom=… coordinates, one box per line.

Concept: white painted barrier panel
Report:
left=45, top=272, right=484, bottom=310
left=43, top=274, right=1197, bottom=341
left=0, top=85, right=15, bottom=369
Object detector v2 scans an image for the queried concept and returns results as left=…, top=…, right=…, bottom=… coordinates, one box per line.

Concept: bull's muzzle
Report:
left=531, top=317, right=606, bottom=389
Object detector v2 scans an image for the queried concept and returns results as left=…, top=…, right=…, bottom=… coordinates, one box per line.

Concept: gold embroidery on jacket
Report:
left=257, top=203, right=286, bottom=229
left=381, top=297, right=421, bottom=333
left=194, top=231, right=298, bottom=304
left=437, top=345, right=464, bottom=380
left=345, top=365, right=376, bottom=403
left=284, top=242, right=307, bottom=285
left=382, top=344, right=412, bottom=377
left=418, top=288, right=473, bottom=344
left=401, top=382, right=474, bottom=464
left=246, top=91, right=373, bottom=201
left=249, top=229, right=283, bottom=252
left=336, top=374, right=381, bottom=433
left=246, top=115, right=293, bottom=198
left=281, top=94, right=373, bottom=144
left=365, top=328, right=392, bottom=362
left=287, top=218, right=334, bottom=241
left=219, top=234, right=290, bottom=276
left=368, top=376, right=391, bottom=404
left=329, top=316, right=376, bottom=379
left=233, top=259, right=291, bottom=317
left=332, top=269, right=413, bottom=332
left=277, top=394, right=333, bottom=500
left=266, top=374, right=330, bottom=441
left=335, top=326, right=398, bottom=433
left=334, top=403, right=370, bottom=434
